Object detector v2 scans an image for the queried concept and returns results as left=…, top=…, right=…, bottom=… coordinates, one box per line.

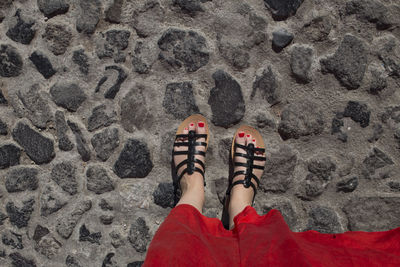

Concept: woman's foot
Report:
left=174, top=121, right=207, bottom=213
left=228, top=132, right=266, bottom=229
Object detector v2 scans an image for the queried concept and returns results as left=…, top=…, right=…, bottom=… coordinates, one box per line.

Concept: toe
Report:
left=189, top=122, right=195, bottom=133
left=196, top=121, right=206, bottom=142
left=235, top=131, right=246, bottom=163
left=245, top=134, right=252, bottom=146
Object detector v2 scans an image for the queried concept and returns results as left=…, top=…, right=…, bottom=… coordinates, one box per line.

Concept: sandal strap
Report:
left=176, top=133, right=207, bottom=139
left=234, top=152, right=266, bottom=161
left=174, top=141, right=207, bottom=147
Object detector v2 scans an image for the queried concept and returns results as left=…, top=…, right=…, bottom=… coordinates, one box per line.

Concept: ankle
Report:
left=180, top=173, right=204, bottom=193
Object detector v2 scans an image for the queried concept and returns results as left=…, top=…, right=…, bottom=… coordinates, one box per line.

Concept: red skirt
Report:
left=143, top=204, right=400, bottom=267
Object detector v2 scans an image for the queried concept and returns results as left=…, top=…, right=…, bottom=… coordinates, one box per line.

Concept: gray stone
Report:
left=272, top=28, right=293, bottom=50
left=97, top=30, right=130, bottom=63
left=55, top=111, right=73, bottom=151
left=0, top=119, right=7, bottom=134
left=56, top=200, right=92, bottom=239
left=66, top=255, right=82, bottom=267
left=0, top=144, right=21, bottom=169
left=120, top=85, right=153, bottom=132
left=290, top=45, right=313, bottom=83
left=260, top=145, right=297, bottom=193
left=131, top=1, right=164, bottom=37
left=303, top=16, right=332, bottom=42
left=132, top=41, right=158, bottom=74
left=153, top=182, right=175, bottom=208
left=12, top=84, right=52, bottom=129
left=2, top=231, right=23, bottom=249
left=254, top=112, right=276, bottom=129
left=5, top=167, right=38, bottom=193
left=306, top=206, right=341, bottom=233
left=368, top=123, right=383, bottom=142
left=208, top=70, right=245, bottom=128
left=87, top=104, right=117, bottom=132
left=128, top=217, right=150, bottom=253
left=0, top=211, right=7, bottom=225
left=251, top=66, right=280, bottom=105
left=262, top=201, right=297, bottom=229
left=173, top=0, right=209, bottom=16
left=6, top=199, right=35, bottom=228
left=369, top=70, right=386, bottom=95
left=33, top=225, right=50, bottom=242
left=109, top=230, right=123, bottom=248
left=99, top=199, right=113, bottom=211
left=163, top=82, right=200, bottom=119
left=72, top=49, right=89, bottom=75
left=9, top=252, right=37, bottom=267
left=362, top=147, right=394, bottom=177
left=278, top=101, right=325, bottom=140
left=158, top=28, right=210, bottom=72
left=51, top=162, right=78, bottom=195
left=67, top=120, right=91, bottom=162
left=264, top=0, right=304, bottom=21
left=37, top=0, right=69, bottom=18
left=307, top=156, right=336, bottom=180
left=105, top=0, right=123, bottom=23
left=50, top=83, right=87, bottom=112
left=33, top=226, right=61, bottom=259
left=345, top=0, right=392, bottom=30
left=343, top=101, right=370, bottom=128
left=0, top=44, right=23, bottom=77
left=343, top=197, right=400, bottom=231
left=76, top=0, right=101, bottom=34
left=40, top=185, right=68, bottom=216
left=296, top=173, right=327, bottom=200
left=91, top=128, right=119, bottom=161
left=113, top=139, right=153, bottom=178
left=218, top=43, right=250, bottom=70
left=12, top=121, right=55, bottom=164
left=43, top=23, right=72, bottom=55
left=321, top=35, right=367, bottom=89
left=380, top=106, right=400, bottom=124
left=86, top=165, right=115, bottom=194
left=159, top=130, right=175, bottom=166
left=6, top=10, right=36, bottom=45
left=218, top=138, right=231, bottom=165
left=377, top=36, right=400, bottom=78
left=214, top=177, right=228, bottom=204
left=79, top=224, right=101, bottom=244
left=388, top=181, right=400, bottom=192
left=99, top=215, right=114, bottom=225
left=336, top=177, right=358, bottom=193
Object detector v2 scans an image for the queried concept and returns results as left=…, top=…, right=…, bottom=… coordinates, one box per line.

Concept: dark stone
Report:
left=29, top=51, right=56, bottom=79
left=0, top=144, right=21, bottom=169
left=99, top=215, right=114, bottom=225
left=103, top=65, right=127, bottom=99
left=9, top=252, right=37, bottom=267
left=153, top=182, right=175, bottom=208
left=306, top=206, right=341, bottom=233
left=264, top=0, right=304, bottom=21
left=260, top=145, right=297, bottom=193
left=127, top=262, right=144, bottom=267
left=307, top=156, right=336, bottom=180
left=272, top=28, right=293, bottom=50
left=79, top=224, right=101, bottom=244
left=99, top=199, right=113, bottom=211
left=336, top=177, right=358, bottom=193
left=34, top=234, right=62, bottom=259
left=66, top=255, right=82, bottom=267
left=33, top=225, right=50, bottom=242
left=102, top=253, right=117, bottom=267
left=278, top=101, right=325, bottom=140
left=72, top=49, right=89, bottom=75
left=105, top=0, right=123, bottom=23
left=0, top=90, right=7, bottom=104
left=55, top=111, right=73, bottom=151
left=303, top=16, right=332, bottom=42
left=120, top=85, right=153, bottom=132
left=50, top=83, right=87, bottom=112
left=68, top=120, right=91, bottom=162
left=343, top=197, right=400, bottom=231
left=320, top=35, right=367, bottom=89
left=128, top=217, right=150, bottom=253
left=12, top=121, right=55, bottom=164
left=43, top=24, right=72, bottom=55
left=91, top=128, right=119, bottom=161
left=95, top=77, right=108, bottom=93
left=158, top=28, right=210, bottom=72
left=380, top=106, right=400, bottom=124
left=86, top=165, right=115, bottom=194
left=173, top=0, right=210, bottom=16
left=87, top=104, right=117, bottom=132
left=218, top=43, right=250, bottom=70
left=208, top=70, right=245, bottom=128
left=368, top=123, right=383, bottom=143
left=377, top=37, right=400, bottom=78
left=113, top=139, right=153, bottom=178
left=251, top=66, right=280, bottom=105
left=331, top=116, right=347, bottom=142
left=369, top=70, right=386, bottom=95
left=5, top=167, right=38, bottom=193
left=262, top=201, right=297, bottom=229
left=343, top=101, right=371, bottom=128
left=296, top=173, right=326, bottom=200
left=218, top=138, right=231, bottom=165
left=11, top=84, right=52, bottom=129
left=37, top=0, right=69, bottom=18
left=97, top=30, right=130, bottom=63
left=0, top=119, right=7, bottom=134
left=388, top=181, right=400, bottom=192
left=0, top=211, right=8, bottom=225
left=76, top=0, right=101, bottom=34
left=6, top=10, right=36, bottom=45
left=2, top=231, right=23, bottom=249
left=290, top=45, right=313, bottom=83
left=163, top=82, right=200, bottom=119
left=51, top=161, right=78, bottom=195
left=56, top=200, right=92, bottom=239
left=363, top=147, right=394, bottom=177
left=40, top=185, right=68, bottom=216
left=345, top=0, right=392, bottom=30
left=0, top=44, right=23, bottom=77
left=6, top=199, right=35, bottom=228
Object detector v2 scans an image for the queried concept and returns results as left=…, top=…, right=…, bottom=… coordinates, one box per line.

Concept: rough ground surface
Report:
left=0, top=0, right=400, bottom=266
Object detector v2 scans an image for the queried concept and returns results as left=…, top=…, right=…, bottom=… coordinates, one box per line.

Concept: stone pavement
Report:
left=0, top=0, right=400, bottom=266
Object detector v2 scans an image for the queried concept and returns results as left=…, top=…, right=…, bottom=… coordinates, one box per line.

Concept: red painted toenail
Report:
left=246, top=134, right=250, bottom=138
left=253, top=139, right=256, bottom=142
left=198, top=122, right=204, bottom=127
left=239, top=132, right=245, bottom=138
left=190, top=123, right=194, bottom=127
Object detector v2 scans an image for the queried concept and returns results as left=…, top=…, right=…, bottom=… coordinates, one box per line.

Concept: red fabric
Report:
left=144, top=204, right=400, bottom=267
